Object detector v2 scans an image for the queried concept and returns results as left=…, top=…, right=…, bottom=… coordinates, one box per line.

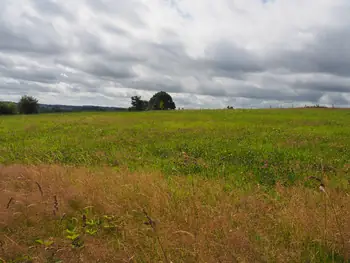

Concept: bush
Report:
left=18, top=95, right=39, bottom=114
left=0, top=102, right=17, bottom=115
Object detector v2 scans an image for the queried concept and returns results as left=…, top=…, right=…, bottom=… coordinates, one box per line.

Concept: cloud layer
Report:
left=0, top=0, right=349, bottom=108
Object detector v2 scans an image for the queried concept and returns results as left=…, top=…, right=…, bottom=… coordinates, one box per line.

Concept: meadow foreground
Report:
left=1, top=109, right=350, bottom=262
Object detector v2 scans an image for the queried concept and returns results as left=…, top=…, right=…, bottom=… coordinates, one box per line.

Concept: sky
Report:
left=0, top=0, right=350, bottom=109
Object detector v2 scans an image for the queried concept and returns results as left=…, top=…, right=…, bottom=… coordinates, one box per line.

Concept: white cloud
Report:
left=0, top=0, right=349, bottom=108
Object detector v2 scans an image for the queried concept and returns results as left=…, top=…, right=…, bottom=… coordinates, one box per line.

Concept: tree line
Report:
left=0, top=95, right=39, bottom=115
left=0, top=91, right=177, bottom=115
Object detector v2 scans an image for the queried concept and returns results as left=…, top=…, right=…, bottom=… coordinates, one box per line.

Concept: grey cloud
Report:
left=132, top=40, right=193, bottom=74
left=0, top=55, right=14, bottom=68
left=166, top=0, right=192, bottom=20
left=85, top=0, right=148, bottom=27
left=102, top=24, right=133, bottom=38
left=248, top=72, right=350, bottom=94
left=319, top=93, right=350, bottom=106
left=293, top=79, right=350, bottom=93
left=205, top=41, right=263, bottom=73
left=29, top=0, right=72, bottom=18
left=53, top=36, right=192, bottom=92
left=269, top=27, right=350, bottom=77
left=56, top=57, right=137, bottom=80
left=87, top=62, right=136, bottom=79
left=0, top=20, right=64, bottom=55
left=0, top=67, right=59, bottom=84
left=172, top=94, right=205, bottom=108
left=125, top=79, right=184, bottom=93
left=0, top=25, right=33, bottom=53
left=312, top=30, right=350, bottom=77
left=75, top=31, right=107, bottom=55
left=208, top=84, right=322, bottom=103
left=0, top=81, right=56, bottom=94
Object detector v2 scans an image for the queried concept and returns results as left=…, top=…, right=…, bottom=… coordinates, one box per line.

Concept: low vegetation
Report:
left=0, top=102, right=17, bottom=115
left=1, top=109, right=350, bottom=262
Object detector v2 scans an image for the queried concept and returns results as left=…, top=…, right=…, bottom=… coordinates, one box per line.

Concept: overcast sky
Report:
left=0, top=0, right=350, bottom=108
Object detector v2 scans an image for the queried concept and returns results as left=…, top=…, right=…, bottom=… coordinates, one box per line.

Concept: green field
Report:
left=1, top=109, right=350, bottom=186
left=1, top=109, right=350, bottom=262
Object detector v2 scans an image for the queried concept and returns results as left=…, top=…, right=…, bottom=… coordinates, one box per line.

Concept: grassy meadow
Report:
left=1, top=109, right=350, bottom=262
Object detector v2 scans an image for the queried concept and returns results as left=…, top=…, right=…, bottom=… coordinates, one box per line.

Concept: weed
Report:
left=35, top=238, right=54, bottom=248
left=308, top=176, right=347, bottom=261
left=143, top=209, right=170, bottom=263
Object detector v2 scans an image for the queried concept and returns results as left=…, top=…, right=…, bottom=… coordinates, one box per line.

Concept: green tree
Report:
left=18, top=95, right=39, bottom=114
left=148, top=91, right=176, bottom=110
left=0, top=102, right=17, bottom=115
left=129, top=96, right=148, bottom=111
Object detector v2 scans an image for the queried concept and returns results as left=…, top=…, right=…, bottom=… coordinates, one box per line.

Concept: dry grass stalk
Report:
left=6, top=197, right=13, bottom=209
left=309, top=175, right=347, bottom=261
left=172, top=230, right=195, bottom=239
left=35, top=181, right=44, bottom=197
left=321, top=184, right=346, bottom=261
left=143, top=209, right=170, bottom=263
left=53, top=195, right=59, bottom=216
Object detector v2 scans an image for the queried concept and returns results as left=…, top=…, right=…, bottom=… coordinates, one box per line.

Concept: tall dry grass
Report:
left=1, top=165, right=349, bottom=262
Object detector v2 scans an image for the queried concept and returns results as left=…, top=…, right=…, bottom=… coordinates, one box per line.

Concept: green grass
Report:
left=1, top=109, right=349, bottom=188
left=1, top=109, right=350, bottom=262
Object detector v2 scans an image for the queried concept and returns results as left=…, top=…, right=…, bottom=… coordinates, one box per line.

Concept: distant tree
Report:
left=131, top=96, right=141, bottom=110
left=148, top=91, right=176, bottom=110
left=18, top=95, right=39, bottom=114
left=129, top=96, right=148, bottom=111
left=142, top=100, right=149, bottom=110
left=0, top=102, right=17, bottom=115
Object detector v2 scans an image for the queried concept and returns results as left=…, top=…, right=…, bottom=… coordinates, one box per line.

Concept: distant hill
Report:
left=38, top=103, right=127, bottom=113
left=0, top=101, right=127, bottom=113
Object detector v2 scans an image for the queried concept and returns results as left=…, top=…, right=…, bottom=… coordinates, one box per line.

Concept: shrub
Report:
left=18, top=95, right=39, bottom=114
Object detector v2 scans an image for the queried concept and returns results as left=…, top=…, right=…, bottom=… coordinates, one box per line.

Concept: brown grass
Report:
left=1, top=165, right=350, bottom=262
